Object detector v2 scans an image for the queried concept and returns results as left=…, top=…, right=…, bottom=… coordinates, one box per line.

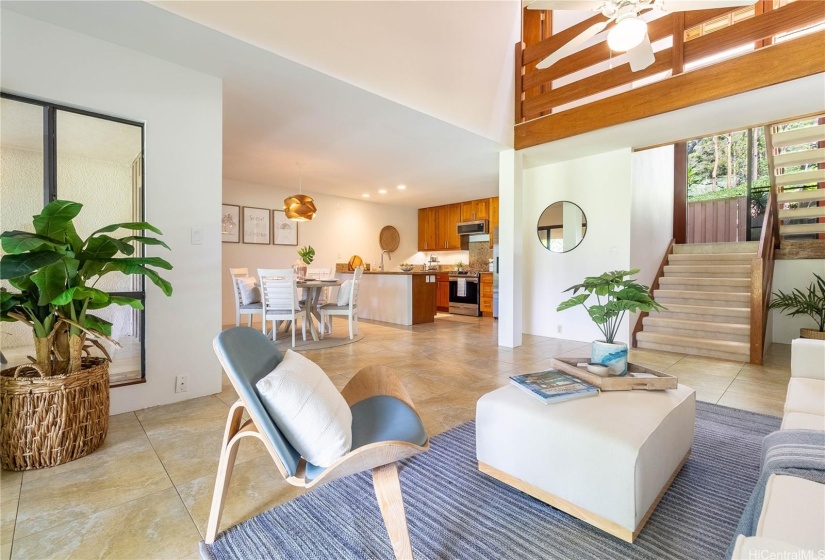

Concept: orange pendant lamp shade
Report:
left=284, top=194, right=316, bottom=221
left=285, top=163, right=316, bottom=221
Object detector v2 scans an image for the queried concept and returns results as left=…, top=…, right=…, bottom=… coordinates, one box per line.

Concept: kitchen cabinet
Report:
left=480, top=273, right=493, bottom=315
left=417, top=208, right=437, bottom=251
left=488, top=196, right=499, bottom=248
left=435, top=203, right=461, bottom=250
left=436, top=273, right=449, bottom=312
left=461, top=199, right=489, bottom=222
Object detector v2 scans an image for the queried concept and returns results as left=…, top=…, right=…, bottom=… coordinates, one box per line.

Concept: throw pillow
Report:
left=237, top=276, right=261, bottom=305
left=255, top=350, right=352, bottom=467
left=336, top=280, right=352, bottom=306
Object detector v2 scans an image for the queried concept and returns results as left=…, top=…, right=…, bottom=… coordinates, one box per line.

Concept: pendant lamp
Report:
left=284, top=164, right=316, bottom=221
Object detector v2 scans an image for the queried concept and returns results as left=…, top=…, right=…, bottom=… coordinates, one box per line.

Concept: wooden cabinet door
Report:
left=418, top=207, right=437, bottom=251
left=417, top=209, right=427, bottom=251
left=435, top=205, right=449, bottom=250
left=480, top=273, right=493, bottom=313
left=474, top=199, right=489, bottom=221
left=460, top=201, right=475, bottom=222
left=436, top=274, right=449, bottom=310
left=446, top=203, right=462, bottom=249
left=489, top=197, right=499, bottom=229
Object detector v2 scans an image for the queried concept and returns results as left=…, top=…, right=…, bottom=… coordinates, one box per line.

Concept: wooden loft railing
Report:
left=515, top=1, right=825, bottom=150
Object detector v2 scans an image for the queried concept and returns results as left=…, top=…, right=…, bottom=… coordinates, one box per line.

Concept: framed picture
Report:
left=273, top=210, right=298, bottom=246
left=221, top=204, right=240, bottom=243
left=242, top=206, right=271, bottom=244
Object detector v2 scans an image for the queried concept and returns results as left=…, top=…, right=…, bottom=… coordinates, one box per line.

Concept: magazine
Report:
left=509, top=369, right=599, bottom=404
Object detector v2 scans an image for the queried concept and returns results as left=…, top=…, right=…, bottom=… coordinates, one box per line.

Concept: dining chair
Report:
left=258, top=268, right=304, bottom=348
left=229, top=267, right=263, bottom=327
left=207, top=327, right=429, bottom=559
left=320, top=266, right=362, bottom=340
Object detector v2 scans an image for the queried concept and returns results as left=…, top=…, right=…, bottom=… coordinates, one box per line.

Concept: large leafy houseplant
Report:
left=557, top=269, right=663, bottom=344
left=768, top=273, right=825, bottom=337
left=0, top=200, right=172, bottom=377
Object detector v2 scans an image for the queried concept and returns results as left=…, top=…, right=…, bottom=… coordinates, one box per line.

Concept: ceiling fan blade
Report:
left=627, top=35, right=655, bottom=72
left=656, top=0, right=758, bottom=12
left=535, top=21, right=608, bottom=70
left=525, top=0, right=604, bottom=11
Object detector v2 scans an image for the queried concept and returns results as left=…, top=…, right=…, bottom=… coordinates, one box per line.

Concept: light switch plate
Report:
left=191, top=228, right=203, bottom=245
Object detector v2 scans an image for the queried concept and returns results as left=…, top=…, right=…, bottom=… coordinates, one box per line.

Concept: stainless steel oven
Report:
left=448, top=274, right=480, bottom=316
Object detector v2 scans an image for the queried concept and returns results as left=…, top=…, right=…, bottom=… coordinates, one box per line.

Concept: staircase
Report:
left=636, top=241, right=758, bottom=362
left=767, top=117, right=825, bottom=239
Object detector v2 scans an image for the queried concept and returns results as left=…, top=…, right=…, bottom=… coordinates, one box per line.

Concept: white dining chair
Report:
left=321, top=267, right=362, bottom=340
left=229, top=267, right=263, bottom=327
left=305, top=268, right=333, bottom=333
left=258, top=268, right=304, bottom=348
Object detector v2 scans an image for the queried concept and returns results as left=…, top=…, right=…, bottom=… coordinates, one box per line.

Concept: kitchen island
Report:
left=338, top=270, right=437, bottom=325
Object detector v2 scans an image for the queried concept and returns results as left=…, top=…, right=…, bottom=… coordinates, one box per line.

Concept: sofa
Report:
left=730, top=338, right=825, bottom=558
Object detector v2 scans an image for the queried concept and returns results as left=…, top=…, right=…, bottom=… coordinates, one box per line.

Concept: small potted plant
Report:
left=0, top=199, right=172, bottom=470
left=557, top=269, right=663, bottom=375
left=294, top=245, right=315, bottom=280
left=455, top=261, right=465, bottom=273
left=768, top=273, right=825, bottom=340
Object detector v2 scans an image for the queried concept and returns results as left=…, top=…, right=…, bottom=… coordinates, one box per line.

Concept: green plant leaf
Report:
left=104, top=256, right=172, bottom=270
left=587, top=305, right=607, bottom=324
left=556, top=293, right=589, bottom=312
left=83, top=314, right=113, bottom=337
left=0, top=251, right=63, bottom=280
left=31, top=262, right=68, bottom=306
left=83, top=235, right=136, bottom=259
left=64, top=221, right=84, bottom=256
left=110, top=296, right=144, bottom=309
left=100, top=261, right=173, bottom=296
left=0, top=231, right=63, bottom=254
left=32, top=200, right=82, bottom=240
left=119, top=236, right=171, bottom=250
left=90, top=222, right=162, bottom=237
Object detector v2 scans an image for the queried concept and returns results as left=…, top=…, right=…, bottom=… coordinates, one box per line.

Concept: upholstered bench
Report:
left=476, top=384, right=695, bottom=542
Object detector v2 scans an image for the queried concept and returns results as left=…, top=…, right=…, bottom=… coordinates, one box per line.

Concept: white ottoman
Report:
left=476, top=384, right=695, bottom=542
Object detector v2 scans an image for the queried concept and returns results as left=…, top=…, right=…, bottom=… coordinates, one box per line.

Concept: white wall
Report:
left=522, top=148, right=633, bottom=343
left=222, top=178, right=419, bottom=325
left=1, top=10, right=224, bottom=414
left=770, top=260, right=825, bottom=344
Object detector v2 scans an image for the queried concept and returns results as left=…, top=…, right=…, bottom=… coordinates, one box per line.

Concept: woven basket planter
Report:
left=800, top=328, right=825, bottom=341
left=0, top=358, right=109, bottom=471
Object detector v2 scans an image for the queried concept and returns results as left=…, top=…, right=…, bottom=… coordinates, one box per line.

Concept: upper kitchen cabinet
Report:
left=436, top=203, right=462, bottom=250
left=461, top=199, right=489, bottom=222
left=489, top=196, right=499, bottom=229
left=418, top=207, right=437, bottom=251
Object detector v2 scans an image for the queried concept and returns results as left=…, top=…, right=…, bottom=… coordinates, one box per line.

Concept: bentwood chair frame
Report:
left=206, top=327, right=429, bottom=559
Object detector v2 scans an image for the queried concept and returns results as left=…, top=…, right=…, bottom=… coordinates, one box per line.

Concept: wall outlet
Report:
left=556, top=325, right=563, bottom=334
left=175, top=375, right=188, bottom=393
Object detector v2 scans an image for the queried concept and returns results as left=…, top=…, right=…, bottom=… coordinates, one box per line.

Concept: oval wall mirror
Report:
left=537, top=201, right=587, bottom=253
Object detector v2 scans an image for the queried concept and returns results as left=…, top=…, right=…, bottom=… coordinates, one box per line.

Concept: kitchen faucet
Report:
left=380, top=250, right=391, bottom=271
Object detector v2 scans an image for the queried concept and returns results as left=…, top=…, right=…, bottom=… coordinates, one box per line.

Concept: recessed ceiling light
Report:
left=362, top=193, right=371, bottom=198
left=378, top=189, right=387, bottom=194
left=397, top=185, right=406, bottom=190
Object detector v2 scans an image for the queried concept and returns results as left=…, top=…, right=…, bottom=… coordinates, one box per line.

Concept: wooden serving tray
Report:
left=549, top=357, right=678, bottom=391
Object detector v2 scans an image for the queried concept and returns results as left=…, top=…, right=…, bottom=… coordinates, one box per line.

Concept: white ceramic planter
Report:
left=591, top=340, right=628, bottom=376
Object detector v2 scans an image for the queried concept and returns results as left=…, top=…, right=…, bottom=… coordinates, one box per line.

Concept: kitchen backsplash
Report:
left=469, top=241, right=493, bottom=272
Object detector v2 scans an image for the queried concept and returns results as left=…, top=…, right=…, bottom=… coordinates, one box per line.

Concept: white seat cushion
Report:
left=781, top=411, right=825, bottom=431
left=756, top=474, right=825, bottom=553
left=784, top=378, right=825, bottom=416
left=337, top=280, right=352, bottom=306
left=256, top=350, right=352, bottom=467
left=791, top=338, right=825, bottom=381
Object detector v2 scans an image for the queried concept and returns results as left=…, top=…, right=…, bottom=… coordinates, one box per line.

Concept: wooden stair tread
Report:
left=773, top=147, right=825, bottom=168
left=771, top=124, right=825, bottom=148
left=643, top=316, right=749, bottom=334
left=672, top=242, right=758, bottom=254
left=636, top=332, right=749, bottom=356
left=777, top=189, right=825, bottom=204
left=778, top=205, right=825, bottom=220
left=775, top=168, right=825, bottom=188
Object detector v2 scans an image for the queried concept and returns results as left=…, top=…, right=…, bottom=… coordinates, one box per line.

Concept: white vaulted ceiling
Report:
left=2, top=1, right=521, bottom=208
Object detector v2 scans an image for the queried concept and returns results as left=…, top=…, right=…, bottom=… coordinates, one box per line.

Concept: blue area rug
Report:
left=200, top=402, right=780, bottom=560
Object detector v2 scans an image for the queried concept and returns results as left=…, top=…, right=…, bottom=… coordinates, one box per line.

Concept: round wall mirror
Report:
left=537, top=201, right=587, bottom=253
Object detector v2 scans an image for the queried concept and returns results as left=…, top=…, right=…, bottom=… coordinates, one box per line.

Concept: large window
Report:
left=0, top=94, right=145, bottom=385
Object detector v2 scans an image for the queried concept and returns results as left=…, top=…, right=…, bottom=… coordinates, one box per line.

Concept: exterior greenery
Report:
left=768, top=273, right=825, bottom=332
left=557, top=269, right=664, bottom=344
left=297, top=245, right=315, bottom=265
left=0, top=200, right=172, bottom=376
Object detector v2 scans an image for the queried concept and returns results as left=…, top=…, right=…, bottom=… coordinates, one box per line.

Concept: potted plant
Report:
left=294, top=245, right=315, bottom=280
left=455, top=261, right=464, bottom=273
left=0, top=200, right=172, bottom=470
left=557, top=269, right=663, bottom=375
left=768, top=273, right=825, bottom=340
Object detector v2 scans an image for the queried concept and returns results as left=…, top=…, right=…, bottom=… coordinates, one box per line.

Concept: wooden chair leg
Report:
left=205, top=403, right=245, bottom=544
left=372, top=463, right=413, bottom=560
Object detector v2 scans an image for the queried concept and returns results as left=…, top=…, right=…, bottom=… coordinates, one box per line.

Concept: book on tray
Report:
left=509, top=369, right=599, bottom=404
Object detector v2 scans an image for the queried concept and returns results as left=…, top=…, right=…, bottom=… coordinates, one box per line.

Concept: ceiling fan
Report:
left=525, top=0, right=758, bottom=72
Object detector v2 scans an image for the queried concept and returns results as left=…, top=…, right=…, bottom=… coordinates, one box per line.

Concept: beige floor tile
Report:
left=669, top=371, right=735, bottom=392
left=717, top=392, right=784, bottom=417
left=665, top=355, right=744, bottom=378
left=177, top=550, right=204, bottom=560
left=690, top=386, right=725, bottom=404
left=0, top=497, right=17, bottom=546
left=11, top=487, right=200, bottom=560
left=725, top=378, right=789, bottom=401
left=176, top=454, right=304, bottom=537
left=136, top=395, right=229, bottom=433
left=1, top=542, right=10, bottom=560
left=628, top=348, right=686, bottom=370
left=735, top=363, right=792, bottom=383
left=14, top=445, right=172, bottom=540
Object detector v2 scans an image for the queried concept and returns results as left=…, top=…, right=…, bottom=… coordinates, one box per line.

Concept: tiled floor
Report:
left=0, top=316, right=792, bottom=559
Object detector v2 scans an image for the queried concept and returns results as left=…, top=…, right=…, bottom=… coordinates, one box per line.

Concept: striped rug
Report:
left=201, top=402, right=780, bottom=560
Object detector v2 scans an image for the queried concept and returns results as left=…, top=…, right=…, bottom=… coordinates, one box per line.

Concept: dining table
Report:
left=297, top=278, right=342, bottom=342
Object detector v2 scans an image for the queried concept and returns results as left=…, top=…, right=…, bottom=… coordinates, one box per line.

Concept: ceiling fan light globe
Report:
left=607, top=17, right=647, bottom=52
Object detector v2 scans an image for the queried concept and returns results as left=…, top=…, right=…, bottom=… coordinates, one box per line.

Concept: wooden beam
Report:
left=522, top=12, right=609, bottom=66
left=684, top=1, right=825, bottom=64
left=672, top=12, right=685, bottom=75
left=684, top=6, right=740, bottom=28
left=523, top=51, right=673, bottom=118
left=515, top=42, right=524, bottom=124
left=515, top=30, right=825, bottom=150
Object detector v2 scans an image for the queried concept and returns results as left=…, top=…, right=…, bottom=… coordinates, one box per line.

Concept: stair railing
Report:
left=631, top=239, right=674, bottom=348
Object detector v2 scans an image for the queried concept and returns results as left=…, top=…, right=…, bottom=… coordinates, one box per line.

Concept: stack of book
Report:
left=510, top=370, right=599, bottom=404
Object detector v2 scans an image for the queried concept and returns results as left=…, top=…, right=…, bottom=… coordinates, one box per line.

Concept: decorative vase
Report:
left=292, top=261, right=307, bottom=281
left=591, top=340, right=628, bottom=376
left=800, top=328, right=825, bottom=340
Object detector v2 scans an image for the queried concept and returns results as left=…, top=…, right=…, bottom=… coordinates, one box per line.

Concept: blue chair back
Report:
left=213, top=327, right=301, bottom=476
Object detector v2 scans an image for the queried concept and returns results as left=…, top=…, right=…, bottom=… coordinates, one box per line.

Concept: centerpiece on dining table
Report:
left=293, top=245, right=314, bottom=280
